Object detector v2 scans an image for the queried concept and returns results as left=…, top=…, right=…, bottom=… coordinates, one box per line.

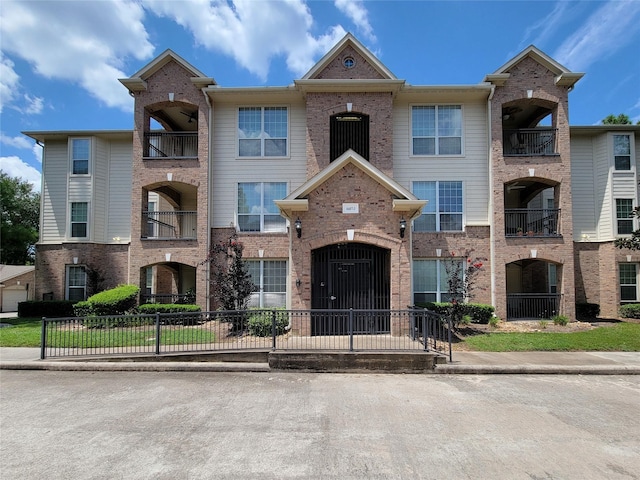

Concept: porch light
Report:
left=400, top=218, right=407, bottom=238
left=295, top=218, right=302, bottom=238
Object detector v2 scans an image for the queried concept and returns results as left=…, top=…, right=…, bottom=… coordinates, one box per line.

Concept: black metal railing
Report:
left=142, top=211, right=197, bottom=239
left=505, top=208, right=560, bottom=237
left=507, top=293, right=562, bottom=319
left=144, top=132, right=198, bottom=159
left=140, top=293, right=193, bottom=304
left=40, top=309, right=452, bottom=361
left=504, top=128, right=557, bottom=156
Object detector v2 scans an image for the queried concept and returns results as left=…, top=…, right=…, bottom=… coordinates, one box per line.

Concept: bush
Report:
left=18, top=300, right=76, bottom=318
left=620, top=303, right=640, bottom=319
left=247, top=309, right=289, bottom=337
left=576, top=302, right=600, bottom=320
left=414, top=302, right=494, bottom=324
left=552, top=314, right=569, bottom=326
left=137, top=303, right=202, bottom=325
left=489, top=316, right=501, bottom=328
left=74, top=284, right=139, bottom=317
left=82, top=315, right=155, bottom=329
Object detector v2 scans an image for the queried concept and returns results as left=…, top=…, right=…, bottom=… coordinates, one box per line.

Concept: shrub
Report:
left=137, top=303, right=202, bottom=325
left=18, top=300, right=76, bottom=318
left=538, top=320, right=549, bottom=329
left=74, top=284, right=139, bottom=317
left=82, top=314, right=155, bottom=329
left=576, top=303, right=600, bottom=320
left=489, top=316, right=501, bottom=328
left=414, top=302, right=494, bottom=324
left=247, top=309, right=289, bottom=337
left=619, top=303, right=640, bottom=319
left=552, top=314, right=569, bottom=326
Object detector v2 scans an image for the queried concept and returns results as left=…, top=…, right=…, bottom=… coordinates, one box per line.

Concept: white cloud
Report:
left=334, top=0, right=376, bottom=42
left=516, top=1, right=569, bottom=52
left=143, top=0, right=347, bottom=79
left=0, top=0, right=153, bottom=112
left=23, top=94, right=44, bottom=115
left=0, top=133, right=32, bottom=150
left=554, top=0, right=640, bottom=71
left=0, top=54, right=20, bottom=113
left=0, top=156, right=41, bottom=192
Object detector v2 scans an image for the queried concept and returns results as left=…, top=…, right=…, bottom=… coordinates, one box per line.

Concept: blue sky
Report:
left=1, top=0, right=639, bottom=192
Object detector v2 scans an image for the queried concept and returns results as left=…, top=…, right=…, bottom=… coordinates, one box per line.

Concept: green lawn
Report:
left=0, top=317, right=42, bottom=347
left=463, top=323, right=640, bottom=352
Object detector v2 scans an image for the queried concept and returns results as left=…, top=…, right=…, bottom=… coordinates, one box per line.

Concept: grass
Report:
left=464, top=323, right=640, bottom=352
left=0, top=317, right=215, bottom=348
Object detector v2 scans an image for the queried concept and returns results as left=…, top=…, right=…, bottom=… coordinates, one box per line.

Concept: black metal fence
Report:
left=40, top=309, right=451, bottom=362
left=507, top=293, right=562, bottom=319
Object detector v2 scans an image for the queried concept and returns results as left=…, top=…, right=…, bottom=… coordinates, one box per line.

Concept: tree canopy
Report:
left=602, top=113, right=639, bottom=125
left=0, top=171, right=40, bottom=264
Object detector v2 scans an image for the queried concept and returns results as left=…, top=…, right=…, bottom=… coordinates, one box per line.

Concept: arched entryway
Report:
left=311, top=243, right=390, bottom=334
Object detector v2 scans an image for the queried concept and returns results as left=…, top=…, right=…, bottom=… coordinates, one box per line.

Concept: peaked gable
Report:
left=303, top=33, right=396, bottom=81
left=484, top=45, right=583, bottom=88
left=119, top=49, right=215, bottom=92
left=275, top=150, right=425, bottom=218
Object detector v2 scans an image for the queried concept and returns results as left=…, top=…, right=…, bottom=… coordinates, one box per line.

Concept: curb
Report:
left=434, top=365, right=640, bottom=375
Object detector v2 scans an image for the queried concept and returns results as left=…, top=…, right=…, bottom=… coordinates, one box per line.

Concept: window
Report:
left=238, top=107, right=288, bottom=157
left=237, top=182, right=287, bottom=232
left=66, top=265, right=86, bottom=301
left=413, top=181, right=463, bottom=232
left=71, top=138, right=90, bottom=174
left=247, top=260, right=287, bottom=307
left=616, top=199, right=634, bottom=235
left=413, top=259, right=462, bottom=303
left=619, top=263, right=638, bottom=303
left=613, top=134, right=631, bottom=170
left=548, top=264, right=558, bottom=294
left=70, top=202, right=88, bottom=238
left=412, top=105, right=462, bottom=155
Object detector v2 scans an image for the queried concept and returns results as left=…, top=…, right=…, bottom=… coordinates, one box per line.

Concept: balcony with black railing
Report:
left=142, top=210, right=197, bottom=239
left=504, top=128, right=557, bottom=156
left=505, top=208, right=560, bottom=237
left=144, top=132, right=198, bottom=159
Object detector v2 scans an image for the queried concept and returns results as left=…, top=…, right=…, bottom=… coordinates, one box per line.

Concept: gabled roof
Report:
left=484, top=45, right=584, bottom=88
left=302, top=33, right=396, bottom=80
left=0, top=265, right=34, bottom=283
left=275, top=150, right=426, bottom=218
left=119, top=49, right=215, bottom=92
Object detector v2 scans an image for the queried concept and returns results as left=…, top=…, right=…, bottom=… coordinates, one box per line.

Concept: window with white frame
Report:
left=616, top=199, right=634, bottom=235
left=619, top=263, right=638, bottom=303
left=246, top=260, right=287, bottom=307
left=71, top=138, right=90, bottom=174
left=238, top=107, right=288, bottom=157
left=411, top=105, right=462, bottom=155
left=413, top=258, right=462, bottom=304
left=70, top=202, right=88, bottom=238
left=66, top=265, right=87, bottom=301
left=237, top=182, right=287, bottom=232
left=613, top=134, right=632, bottom=171
left=413, top=181, right=463, bottom=232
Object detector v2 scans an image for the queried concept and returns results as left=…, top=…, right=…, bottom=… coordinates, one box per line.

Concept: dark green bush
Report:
left=247, top=309, right=289, bottom=337
left=137, top=303, right=202, bottom=325
left=619, top=303, right=640, bottom=319
left=18, top=300, right=75, bottom=318
left=74, top=284, right=139, bottom=317
left=82, top=315, right=155, bottom=329
left=414, top=302, right=494, bottom=323
left=576, top=302, right=600, bottom=319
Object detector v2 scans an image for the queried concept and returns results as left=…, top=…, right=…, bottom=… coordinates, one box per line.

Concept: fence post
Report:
left=422, top=311, right=428, bottom=352
left=40, top=317, right=47, bottom=360
left=349, top=309, right=354, bottom=352
left=271, top=310, right=277, bottom=350
left=155, top=313, right=161, bottom=355
left=447, top=314, right=453, bottom=363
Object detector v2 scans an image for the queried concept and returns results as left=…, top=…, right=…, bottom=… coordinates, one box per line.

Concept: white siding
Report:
left=107, top=140, right=133, bottom=241
left=592, top=134, right=612, bottom=240
left=40, top=141, right=69, bottom=243
left=570, top=135, right=597, bottom=240
left=93, top=138, right=109, bottom=242
left=211, top=101, right=307, bottom=228
left=392, top=100, right=490, bottom=226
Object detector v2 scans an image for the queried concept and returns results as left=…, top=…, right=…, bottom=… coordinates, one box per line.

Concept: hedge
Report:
left=620, top=303, right=640, bottom=319
left=73, top=284, right=140, bottom=317
left=414, top=302, right=495, bottom=324
left=247, top=309, right=289, bottom=337
left=576, top=302, right=600, bottom=320
left=18, top=300, right=76, bottom=318
left=137, top=303, right=202, bottom=325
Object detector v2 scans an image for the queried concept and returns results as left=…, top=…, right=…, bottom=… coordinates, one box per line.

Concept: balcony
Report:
left=507, top=293, right=562, bottom=319
left=504, top=128, right=557, bottom=156
left=142, top=211, right=197, bottom=239
left=505, top=208, right=560, bottom=237
left=144, top=132, right=198, bottom=159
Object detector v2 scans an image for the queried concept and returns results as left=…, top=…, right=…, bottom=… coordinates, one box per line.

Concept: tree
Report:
left=202, top=233, right=257, bottom=331
left=602, top=113, right=632, bottom=125
left=615, top=207, right=640, bottom=251
left=444, top=250, right=486, bottom=330
left=0, top=171, right=40, bottom=264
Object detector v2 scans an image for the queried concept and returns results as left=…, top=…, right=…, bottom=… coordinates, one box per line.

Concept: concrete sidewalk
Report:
left=1, top=347, right=639, bottom=374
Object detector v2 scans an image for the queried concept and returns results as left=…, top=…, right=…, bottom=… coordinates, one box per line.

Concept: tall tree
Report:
left=0, top=171, right=40, bottom=264
left=602, top=113, right=632, bottom=125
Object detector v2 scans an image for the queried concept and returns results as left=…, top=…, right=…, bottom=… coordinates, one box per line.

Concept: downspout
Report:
left=487, top=85, right=497, bottom=312
left=202, top=87, right=213, bottom=312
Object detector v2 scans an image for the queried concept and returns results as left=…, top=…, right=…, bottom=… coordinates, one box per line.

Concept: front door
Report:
left=311, top=243, right=390, bottom=335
